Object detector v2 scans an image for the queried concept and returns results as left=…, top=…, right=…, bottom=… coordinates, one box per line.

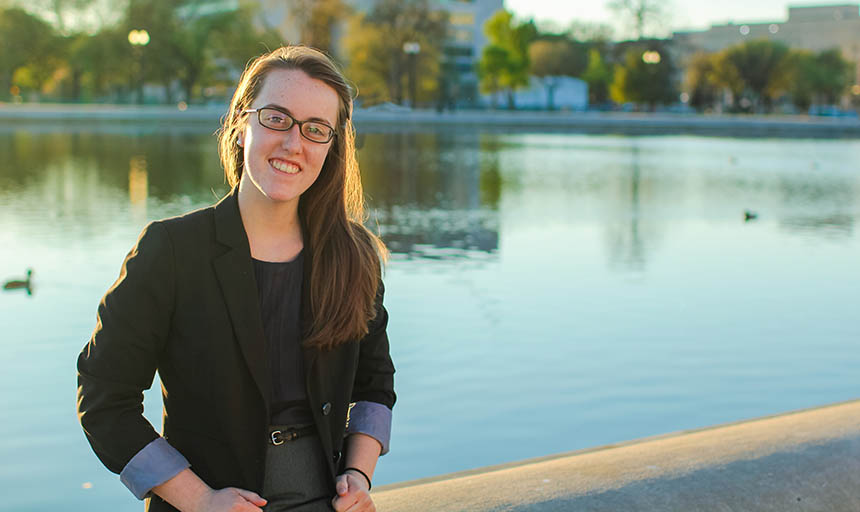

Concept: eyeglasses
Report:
left=244, top=107, right=336, bottom=144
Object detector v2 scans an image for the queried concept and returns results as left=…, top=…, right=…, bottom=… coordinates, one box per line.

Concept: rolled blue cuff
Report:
left=120, top=437, right=190, bottom=500
left=346, top=400, right=392, bottom=455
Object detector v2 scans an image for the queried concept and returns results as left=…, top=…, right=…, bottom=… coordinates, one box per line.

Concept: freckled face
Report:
left=238, top=68, right=340, bottom=208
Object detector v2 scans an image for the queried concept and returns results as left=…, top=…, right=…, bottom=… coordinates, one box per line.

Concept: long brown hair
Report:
left=217, top=46, right=386, bottom=350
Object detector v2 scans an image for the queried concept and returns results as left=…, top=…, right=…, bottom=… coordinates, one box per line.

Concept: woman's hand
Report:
left=152, top=468, right=267, bottom=512
left=331, top=471, right=375, bottom=512
left=193, top=487, right=268, bottom=512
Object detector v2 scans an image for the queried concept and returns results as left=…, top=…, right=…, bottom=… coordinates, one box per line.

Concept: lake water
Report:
left=1, top=125, right=859, bottom=511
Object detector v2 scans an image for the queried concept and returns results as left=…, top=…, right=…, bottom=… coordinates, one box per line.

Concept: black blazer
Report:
left=76, top=188, right=396, bottom=512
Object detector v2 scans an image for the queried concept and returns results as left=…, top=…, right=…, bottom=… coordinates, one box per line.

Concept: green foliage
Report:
left=785, top=50, right=817, bottom=111
left=713, top=39, right=790, bottom=112
left=63, top=31, right=116, bottom=100
left=812, top=49, right=853, bottom=104
left=582, top=48, right=613, bottom=105
left=610, top=45, right=675, bottom=108
left=1, top=0, right=281, bottom=103
left=289, top=0, right=350, bottom=56
left=477, top=9, right=536, bottom=108
left=685, top=52, right=721, bottom=111
left=343, top=0, right=447, bottom=106
left=5, top=0, right=101, bottom=33
left=528, top=39, right=587, bottom=78
left=106, top=0, right=283, bottom=103
left=685, top=45, right=852, bottom=113
left=205, top=7, right=283, bottom=83
left=0, top=8, right=58, bottom=99
left=477, top=45, right=509, bottom=100
left=786, top=48, right=852, bottom=108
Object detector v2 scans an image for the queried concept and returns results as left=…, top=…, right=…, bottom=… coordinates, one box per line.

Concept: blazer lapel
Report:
left=298, top=228, right=330, bottom=448
left=212, top=189, right=272, bottom=412
left=300, top=237, right=320, bottom=403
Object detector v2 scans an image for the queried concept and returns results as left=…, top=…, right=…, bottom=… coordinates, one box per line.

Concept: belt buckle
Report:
left=271, top=430, right=284, bottom=446
left=270, top=429, right=297, bottom=445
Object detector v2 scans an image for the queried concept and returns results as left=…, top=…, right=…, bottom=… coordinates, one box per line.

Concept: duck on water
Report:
left=3, top=269, right=33, bottom=295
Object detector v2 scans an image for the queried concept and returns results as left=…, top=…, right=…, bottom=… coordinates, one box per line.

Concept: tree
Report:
left=607, top=0, right=669, bottom=40
left=343, top=0, right=448, bottom=106
left=118, top=0, right=185, bottom=103
left=713, top=39, right=791, bottom=112
left=289, top=0, right=350, bottom=55
left=0, top=8, right=58, bottom=100
left=807, top=48, right=853, bottom=105
left=210, top=9, right=283, bottom=59
left=528, top=38, right=587, bottom=110
left=477, top=9, right=537, bottom=109
left=582, top=48, right=613, bottom=105
left=195, top=5, right=283, bottom=101
left=610, top=45, right=676, bottom=109
left=566, top=20, right=614, bottom=43
left=786, top=50, right=818, bottom=111
left=120, top=0, right=281, bottom=104
left=342, top=15, right=392, bottom=104
left=59, top=28, right=133, bottom=101
left=785, top=48, right=852, bottom=111
left=4, top=0, right=102, bottom=33
left=477, top=45, right=509, bottom=108
left=685, top=52, right=721, bottom=111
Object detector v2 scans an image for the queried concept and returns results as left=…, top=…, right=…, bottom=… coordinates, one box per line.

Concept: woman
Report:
left=77, top=46, right=395, bottom=512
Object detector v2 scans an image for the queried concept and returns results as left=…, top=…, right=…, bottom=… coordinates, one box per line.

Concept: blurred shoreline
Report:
left=2, top=102, right=859, bottom=138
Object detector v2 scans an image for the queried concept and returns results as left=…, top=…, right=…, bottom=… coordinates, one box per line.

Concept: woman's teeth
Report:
left=271, top=160, right=300, bottom=174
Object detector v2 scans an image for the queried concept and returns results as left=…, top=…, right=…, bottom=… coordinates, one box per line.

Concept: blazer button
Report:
left=322, top=402, right=332, bottom=416
left=333, top=450, right=341, bottom=463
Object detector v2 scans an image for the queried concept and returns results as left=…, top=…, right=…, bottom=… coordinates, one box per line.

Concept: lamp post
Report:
left=128, top=29, right=150, bottom=104
left=403, top=41, right=420, bottom=108
left=641, top=51, right=662, bottom=112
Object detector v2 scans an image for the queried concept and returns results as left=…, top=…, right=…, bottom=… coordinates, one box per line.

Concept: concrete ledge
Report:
left=372, top=399, right=860, bottom=511
left=1, top=103, right=859, bottom=138
left=354, top=110, right=860, bottom=138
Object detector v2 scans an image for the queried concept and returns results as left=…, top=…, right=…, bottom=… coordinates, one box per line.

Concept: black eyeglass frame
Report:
left=243, top=107, right=336, bottom=144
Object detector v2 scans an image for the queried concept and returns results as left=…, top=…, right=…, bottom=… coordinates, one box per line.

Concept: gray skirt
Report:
left=262, top=425, right=335, bottom=512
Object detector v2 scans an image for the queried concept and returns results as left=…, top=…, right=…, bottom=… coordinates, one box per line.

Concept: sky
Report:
left=504, top=0, right=858, bottom=36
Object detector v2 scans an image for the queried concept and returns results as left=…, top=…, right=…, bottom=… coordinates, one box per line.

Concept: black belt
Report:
left=269, top=425, right=317, bottom=445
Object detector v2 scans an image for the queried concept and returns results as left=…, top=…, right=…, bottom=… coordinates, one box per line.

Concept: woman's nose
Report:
left=281, top=124, right=303, bottom=152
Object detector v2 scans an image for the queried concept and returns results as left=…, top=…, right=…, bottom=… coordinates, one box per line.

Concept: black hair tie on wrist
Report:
left=344, top=466, right=372, bottom=490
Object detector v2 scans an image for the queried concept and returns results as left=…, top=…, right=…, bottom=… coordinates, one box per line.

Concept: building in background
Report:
left=497, top=76, right=588, bottom=110
left=439, top=0, right=504, bottom=105
left=254, top=0, right=503, bottom=106
left=673, top=4, right=860, bottom=90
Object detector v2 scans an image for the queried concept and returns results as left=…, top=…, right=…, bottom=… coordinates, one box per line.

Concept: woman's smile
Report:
left=270, top=158, right=302, bottom=174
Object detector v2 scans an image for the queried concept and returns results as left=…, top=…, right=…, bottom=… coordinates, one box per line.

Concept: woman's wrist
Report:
left=343, top=466, right=372, bottom=490
left=151, top=468, right=213, bottom=512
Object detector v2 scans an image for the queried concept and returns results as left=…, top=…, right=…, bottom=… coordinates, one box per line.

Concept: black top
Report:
left=252, top=250, right=313, bottom=426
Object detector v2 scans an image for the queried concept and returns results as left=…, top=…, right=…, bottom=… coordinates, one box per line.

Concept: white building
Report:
left=483, top=76, right=588, bottom=110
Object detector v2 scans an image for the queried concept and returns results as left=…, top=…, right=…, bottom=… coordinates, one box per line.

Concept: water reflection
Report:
left=0, top=129, right=857, bottom=262
left=0, top=129, right=226, bottom=204
left=780, top=214, right=854, bottom=238
left=128, top=155, right=148, bottom=220
left=605, top=144, right=649, bottom=273
left=359, top=132, right=500, bottom=259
